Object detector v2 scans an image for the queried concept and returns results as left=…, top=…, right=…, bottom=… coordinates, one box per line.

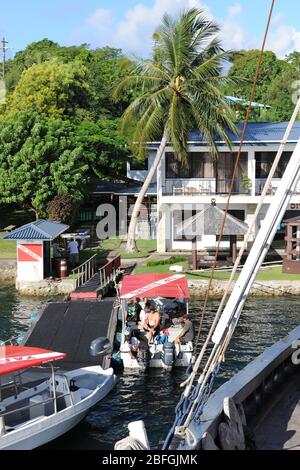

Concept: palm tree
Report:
left=114, top=8, right=238, bottom=253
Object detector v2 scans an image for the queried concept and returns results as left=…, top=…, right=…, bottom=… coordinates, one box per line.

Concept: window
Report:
left=255, top=152, right=292, bottom=179
left=166, top=152, right=214, bottom=179
left=173, top=209, right=198, bottom=241
left=129, top=159, right=148, bottom=171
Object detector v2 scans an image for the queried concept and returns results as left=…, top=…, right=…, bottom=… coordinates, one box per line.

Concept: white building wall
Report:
left=127, top=150, right=157, bottom=183
left=137, top=141, right=300, bottom=252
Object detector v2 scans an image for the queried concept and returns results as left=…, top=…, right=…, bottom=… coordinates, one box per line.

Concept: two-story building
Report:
left=127, top=121, right=300, bottom=253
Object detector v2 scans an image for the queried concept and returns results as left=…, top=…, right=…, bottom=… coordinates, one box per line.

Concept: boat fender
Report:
left=114, top=436, right=147, bottom=450
left=162, top=342, right=175, bottom=368
left=0, top=416, right=5, bottom=436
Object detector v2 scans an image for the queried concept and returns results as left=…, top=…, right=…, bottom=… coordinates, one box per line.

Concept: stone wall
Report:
left=0, top=260, right=17, bottom=281
left=16, top=278, right=76, bottom=297
left=188, top=279, right=300, bottom=297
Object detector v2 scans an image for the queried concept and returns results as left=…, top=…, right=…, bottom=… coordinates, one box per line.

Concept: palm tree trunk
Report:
left=126, top=128, right=169, bottom=253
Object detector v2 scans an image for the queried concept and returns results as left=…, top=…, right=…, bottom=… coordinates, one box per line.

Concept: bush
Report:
left=147, top=256, right=186, bottom=267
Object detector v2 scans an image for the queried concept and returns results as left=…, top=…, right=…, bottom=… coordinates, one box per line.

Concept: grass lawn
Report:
left=134, top=262, right=300, bottom=281
left=0, top=233, right=16, bottom=259
left=100, top=237, right=123, bottom=252
left=79, top=238, right=157, bottom=262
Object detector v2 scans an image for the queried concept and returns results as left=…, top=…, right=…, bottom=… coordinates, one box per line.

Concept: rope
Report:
left=195, top=0, right=276, bottom=350
left=163, top=0, right=277, bottom=449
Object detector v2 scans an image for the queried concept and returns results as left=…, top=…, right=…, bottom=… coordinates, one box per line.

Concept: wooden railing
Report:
left=99, top=256, right=121, bottom=291
left=72, top=254, right=98, bottom=290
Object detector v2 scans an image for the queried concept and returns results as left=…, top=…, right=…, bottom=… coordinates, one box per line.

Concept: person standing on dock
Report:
left=68, top=238, right=79, bottom=268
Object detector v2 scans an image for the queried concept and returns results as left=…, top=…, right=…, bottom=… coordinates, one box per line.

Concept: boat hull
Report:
left=0, top=366, right=115, bottom=450
left=120, top=342, right=193, bottom=370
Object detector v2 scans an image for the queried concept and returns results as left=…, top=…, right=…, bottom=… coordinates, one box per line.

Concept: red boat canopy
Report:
left=120, top=274, right=190, bottom=299
left=0, top=346, right=66, bottom=376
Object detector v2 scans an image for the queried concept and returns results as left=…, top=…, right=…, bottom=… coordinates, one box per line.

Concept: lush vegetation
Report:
left=0, top=17, right=299, bottom=232
left=224, top=50, right=300, bottom=121
left=0, top=41, right=131, bottom=220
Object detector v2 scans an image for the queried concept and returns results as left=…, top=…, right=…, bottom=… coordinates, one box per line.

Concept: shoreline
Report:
left=2, top=262, right=300, bottom=297
left=188, top=279, right=300, bottom=297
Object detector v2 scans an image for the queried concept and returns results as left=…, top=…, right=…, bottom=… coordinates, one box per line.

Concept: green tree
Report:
left=4, top=41, right=132, bottom=119
left=115, top=8, right=237, bottom=252
left=285, top=51, right=300, bottom=70
left=5, top=60, right=92, bottom=118
left=0, top=113, right=89, bottom=218
left=76, top=119, right=129, bottom=180
left=224, top=49, right=300, bottom=121
left=265, top=64, right=300, bottom=121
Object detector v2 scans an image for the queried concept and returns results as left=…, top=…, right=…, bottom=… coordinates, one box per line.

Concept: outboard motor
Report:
left=90, top=337, right=112, bottom=357
left=162, top=342, right=175, bottom=371
left=137, top=344, right=151, bottom=371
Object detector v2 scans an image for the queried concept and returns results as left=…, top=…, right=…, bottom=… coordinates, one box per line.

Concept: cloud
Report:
left=268, top=24, right=300, bottom=58
left=76, top=0, right=211, bottom=56
left=74, top=1, right=300, bottom=58
left=220, top=3, right=255, bottom=51
left=86, top=9, right=114, bottom=33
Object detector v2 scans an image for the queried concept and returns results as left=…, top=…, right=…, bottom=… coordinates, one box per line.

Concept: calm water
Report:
left=1, top=283, right=300, bottom=449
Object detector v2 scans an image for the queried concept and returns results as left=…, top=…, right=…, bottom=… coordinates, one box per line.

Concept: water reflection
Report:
left=1, top=285, right=300, bottom=449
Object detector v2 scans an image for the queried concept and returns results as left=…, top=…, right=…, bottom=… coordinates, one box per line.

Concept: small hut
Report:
left=283, top=216, right=300, bottom=274
left=4, top=219, right=69, bottom=284
left=176, top=201, right=248, bottom=270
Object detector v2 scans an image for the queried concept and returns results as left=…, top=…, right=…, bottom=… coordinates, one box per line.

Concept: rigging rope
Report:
left=194, top=0, right=276, bottom=351
left=163, top=0, right=279, bottom=450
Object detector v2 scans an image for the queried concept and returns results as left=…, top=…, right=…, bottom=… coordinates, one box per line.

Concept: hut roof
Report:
left=3, top=220, right=69, bottom=241
left=283, top=216, right=300, bottom=225
left=176, top=205, right=248, bottom=238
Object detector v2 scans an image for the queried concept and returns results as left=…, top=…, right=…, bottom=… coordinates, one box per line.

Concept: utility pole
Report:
left=1, top=37, right=8, bottom=80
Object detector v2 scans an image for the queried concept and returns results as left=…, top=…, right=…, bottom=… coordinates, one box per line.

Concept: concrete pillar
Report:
left=245, top=204, right=257, bottom=243
left=157, top=203, right=168, bottom=253
left=248, top=149, right=256, bottom=197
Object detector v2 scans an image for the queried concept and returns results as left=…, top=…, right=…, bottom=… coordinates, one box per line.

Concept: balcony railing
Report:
left=256, top=178, right=300, bottom=196
left=162, top=178, right=249, bottom=196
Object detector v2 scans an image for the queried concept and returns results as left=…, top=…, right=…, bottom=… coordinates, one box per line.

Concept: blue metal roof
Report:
left=4, top=220, right=69, bottom=241
left=224, top=96, right=272, bottom=109
left=91, top=180, right=157, bottom=196
left=188, top=121, right=300, bottom=144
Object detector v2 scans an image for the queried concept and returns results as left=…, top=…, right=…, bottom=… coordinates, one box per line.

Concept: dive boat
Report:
left=114, top=88, right=300, bottom=452
left=0, top=344, right=115, bottom=450
left=118, top=274, right=193, bottom=370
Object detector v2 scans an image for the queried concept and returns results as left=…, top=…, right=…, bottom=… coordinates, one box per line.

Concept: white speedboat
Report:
left=118, top=274, right=193, bottom=370
left=0, top=344, right=115, bottom=450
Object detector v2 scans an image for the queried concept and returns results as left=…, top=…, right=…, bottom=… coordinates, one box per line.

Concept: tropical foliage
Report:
left=115, top=8, right=238, bottom=251
left=224, top=50, right=300, bottom=121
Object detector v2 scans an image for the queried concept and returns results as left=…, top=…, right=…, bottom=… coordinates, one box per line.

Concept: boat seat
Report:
left=79, top=388, right=92, bottom=400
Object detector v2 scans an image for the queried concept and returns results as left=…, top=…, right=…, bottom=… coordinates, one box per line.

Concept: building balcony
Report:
left=255, top=178, right=300, bottom=196
left=162, top=178, right=250, bottom=196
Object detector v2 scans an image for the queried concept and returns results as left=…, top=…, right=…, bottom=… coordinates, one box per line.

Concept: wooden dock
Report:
left=70, top=256, right=121, bottom=301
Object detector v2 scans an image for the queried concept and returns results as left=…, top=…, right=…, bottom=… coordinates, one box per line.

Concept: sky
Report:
left=0, top=0, right=299, bottom=59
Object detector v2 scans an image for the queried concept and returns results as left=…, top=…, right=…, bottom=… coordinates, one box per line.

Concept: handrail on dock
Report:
left=71, top=254, right=98, bottom=290
left=99, top=256, right=121, bottom=292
